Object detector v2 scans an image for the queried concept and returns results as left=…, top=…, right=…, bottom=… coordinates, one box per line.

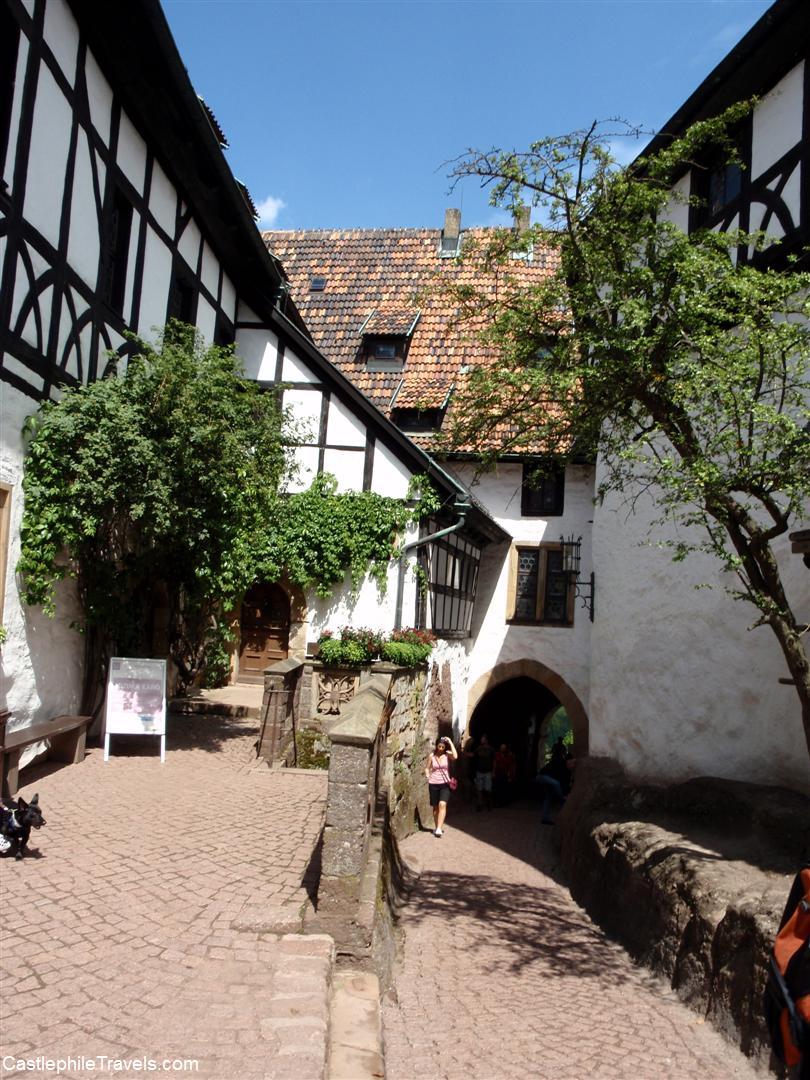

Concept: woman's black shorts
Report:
left=429, top=782, right=451, bottom=806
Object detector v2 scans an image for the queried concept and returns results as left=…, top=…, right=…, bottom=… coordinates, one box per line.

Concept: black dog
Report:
left=0, top=794, right=46, bottom=859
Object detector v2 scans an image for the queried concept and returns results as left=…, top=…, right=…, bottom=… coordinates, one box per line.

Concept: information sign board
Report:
left=104, top=657, right=167, bottom=762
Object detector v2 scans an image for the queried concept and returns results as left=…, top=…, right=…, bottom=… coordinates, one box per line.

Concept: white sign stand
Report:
left=104, top=657, right=167, bottom=762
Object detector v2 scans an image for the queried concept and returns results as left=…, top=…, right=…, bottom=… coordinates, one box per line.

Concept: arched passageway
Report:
left=466, top=659, right=589, bottom=778
left=469, top=676, right=561, bottom=785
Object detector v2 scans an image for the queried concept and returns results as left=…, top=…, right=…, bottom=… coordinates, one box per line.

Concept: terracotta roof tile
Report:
left=362, top=308, right=420, bottom=336
left=263, top=226, right=558, bottom=453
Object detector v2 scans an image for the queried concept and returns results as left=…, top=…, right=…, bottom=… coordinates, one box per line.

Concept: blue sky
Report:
left=162, top=0, right=773, bottom=230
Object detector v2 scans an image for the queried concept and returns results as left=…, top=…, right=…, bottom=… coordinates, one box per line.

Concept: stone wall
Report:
left=309, top=662, right=432, bottom=969
left=556, top=757, right=809, bottom=1068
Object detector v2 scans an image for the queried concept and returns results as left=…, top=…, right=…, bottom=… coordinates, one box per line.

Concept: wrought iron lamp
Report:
left=560, top=534, right=595, bottom=621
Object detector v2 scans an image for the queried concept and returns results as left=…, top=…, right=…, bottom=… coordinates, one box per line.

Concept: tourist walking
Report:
left=493, top=743, right=517, bottom=805
left=474, top=734, right=495, bottom=811
left=425, top=736, right=458, bottom=837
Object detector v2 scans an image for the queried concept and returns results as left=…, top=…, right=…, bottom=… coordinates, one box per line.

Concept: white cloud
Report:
left=256, top=194, right=286, bottom=227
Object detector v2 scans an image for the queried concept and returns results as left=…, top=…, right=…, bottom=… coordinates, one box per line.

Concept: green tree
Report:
left=18, top=323, right=290, bottom=707
left=440, top=107, right=810, bottom=756
left=18, top=323, right=439, bottom=711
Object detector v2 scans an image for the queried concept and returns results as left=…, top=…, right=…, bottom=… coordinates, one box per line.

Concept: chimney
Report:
left=440, top=208, right=462, bottom=256
left=443, top=208, right=461, bottom=240
left=513, top=206, right=531, bottom=232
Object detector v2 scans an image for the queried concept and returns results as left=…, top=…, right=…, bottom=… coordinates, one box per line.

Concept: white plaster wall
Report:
left=0, top=384, right=84, bottom=734
left=284, top=446, right=319, bottom=492
left=326, top=397, right=366, bottom=447
left=195, top=296, right=217, bottom=345
left=450, top=461, right=595, bottom=724
left=322, top=449, right=365, bottom=491
left=751, top=62, right=804, bottom=180
left=149, top=161, right=176, bottom=239
left=284, top=387, right=323, bottom=436
left=236, top=327, right=279, bottom=380
left=370, top=441, right=411, bottom=499
left=178, top=218, right=202, bottom=274
left=589, top=473, right=810, bottom=793
left=116, top=112, right=146, bottom=199
left=84, top=51, right=112, bottom=149
left=304, top=521, right=421, bottom=641
left=43, top=0, right=79, bottom=86
left=429, top=637, right=473, bottom=741
left=660, top=174, right=691, bottom=233
left=281, top=349, right=318, bottom=384
left=137, top=227, right=173, bottom=339
left=24, top=66, right=71, bottom=250
left=201, top=242, right=219, bottom=300
left=3, top=35, right=28, bottom=185
left=67, top=130, right=104, bottom=286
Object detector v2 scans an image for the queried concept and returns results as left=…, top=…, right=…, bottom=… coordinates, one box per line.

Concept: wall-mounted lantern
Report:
left=560, top=534, right=595, bottom=622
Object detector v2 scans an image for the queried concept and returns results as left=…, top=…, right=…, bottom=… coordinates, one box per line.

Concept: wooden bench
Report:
left=1, top=714, right=92, bottom=798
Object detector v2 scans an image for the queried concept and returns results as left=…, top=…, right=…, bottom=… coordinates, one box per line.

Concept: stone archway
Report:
left=467, top=660, right=589, bottom=757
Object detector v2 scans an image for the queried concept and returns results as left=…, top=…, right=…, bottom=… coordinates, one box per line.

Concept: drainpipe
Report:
left=394, top=502, right=470, bottom=630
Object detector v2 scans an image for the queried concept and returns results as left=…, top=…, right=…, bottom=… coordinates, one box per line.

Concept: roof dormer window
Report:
left=365, top=336, right=405, bottom=372
left=359, top=307, right=419, bottom=372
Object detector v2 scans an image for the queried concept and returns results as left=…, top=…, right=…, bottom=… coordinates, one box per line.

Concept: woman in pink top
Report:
left=424, top=736, right=458, bottom=837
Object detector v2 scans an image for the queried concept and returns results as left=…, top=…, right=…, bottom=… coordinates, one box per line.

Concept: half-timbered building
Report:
left=0, top=0, right=504, bottom=741
left=589, top=0, right=810, bottom=792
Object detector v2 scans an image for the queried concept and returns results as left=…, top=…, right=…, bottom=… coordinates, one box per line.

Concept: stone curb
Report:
left=260, top=934, right=336, bottom=1080
left=328, top=970, right=384, bottom=1080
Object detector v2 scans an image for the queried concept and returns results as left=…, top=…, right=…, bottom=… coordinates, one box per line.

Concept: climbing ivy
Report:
left=257, top=473, right=439, bottom=599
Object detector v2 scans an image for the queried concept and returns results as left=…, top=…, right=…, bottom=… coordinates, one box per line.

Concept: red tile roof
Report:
left=263, top=227, right=559, bottom=453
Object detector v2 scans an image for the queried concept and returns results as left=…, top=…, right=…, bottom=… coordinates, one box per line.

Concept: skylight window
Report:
left=310, top=276, right=327, bottom=291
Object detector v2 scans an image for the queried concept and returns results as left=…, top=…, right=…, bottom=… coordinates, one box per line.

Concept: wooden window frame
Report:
left=364, top=336, right=407, bottom=372
left=167, top=265, right=198, bottom=326
left=415, top=527, right=481, bottom=639
left=507, top=542, right=575, bottom=627
left=521, top=462, right=565, bottom=517
left=100, top=186, right=134, bottom=316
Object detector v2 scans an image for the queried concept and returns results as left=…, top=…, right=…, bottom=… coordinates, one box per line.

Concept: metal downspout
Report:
left=394, top=503, right=470, bottom=630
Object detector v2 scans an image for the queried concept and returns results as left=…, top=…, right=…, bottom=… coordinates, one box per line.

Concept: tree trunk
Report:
left=769, top=614, right=810, bottom=760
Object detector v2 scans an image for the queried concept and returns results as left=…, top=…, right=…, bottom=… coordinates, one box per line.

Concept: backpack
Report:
left=764, top=866, right=810, bottom=1078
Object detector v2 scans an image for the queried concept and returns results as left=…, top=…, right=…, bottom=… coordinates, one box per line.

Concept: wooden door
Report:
left=238, top=583, right=290, bottom=679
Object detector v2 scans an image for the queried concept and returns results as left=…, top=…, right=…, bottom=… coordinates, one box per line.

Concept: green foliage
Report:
left=0, top=625, right=6, bottom=646
left=381, top=640, right=432, bottom=666
left=295, top=726, right=330, bottom=769
left=442, top=107, right=810, bottom=749
left=18, top=322, right=290, bottom=695
left=543, top=707, right=573, bottom=762
left=318, top=625, right=435, bottom=667
left=256, top=473, right=437, bottom=599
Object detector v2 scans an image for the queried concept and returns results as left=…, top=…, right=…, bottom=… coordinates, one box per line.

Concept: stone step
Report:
left=328, top=970, right=384, bottom=1080
left=170, top=685, right=264, bottom=720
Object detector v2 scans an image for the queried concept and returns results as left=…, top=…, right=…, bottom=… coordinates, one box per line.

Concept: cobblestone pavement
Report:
left=0, top=715, right=328, bottom=1080
left=382, top=802, right=764, bottom=1080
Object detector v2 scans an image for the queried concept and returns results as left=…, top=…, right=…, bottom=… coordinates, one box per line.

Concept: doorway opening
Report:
left=469, top=676, right=563, bottom=788
left=238, top=582, right=290, bottom=683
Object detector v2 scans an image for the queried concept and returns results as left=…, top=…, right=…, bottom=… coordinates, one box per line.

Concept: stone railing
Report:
left=256, top=657, right=305, bottom=764
left=320, top=674, right=391, bottom=903
left=311, top=664, right=431, bottom=968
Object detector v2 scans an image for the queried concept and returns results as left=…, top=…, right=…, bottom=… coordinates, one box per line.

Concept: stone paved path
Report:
left=382, top=802, right=764, bottom=1080
left=0, top=715, right=328, bottom=1080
